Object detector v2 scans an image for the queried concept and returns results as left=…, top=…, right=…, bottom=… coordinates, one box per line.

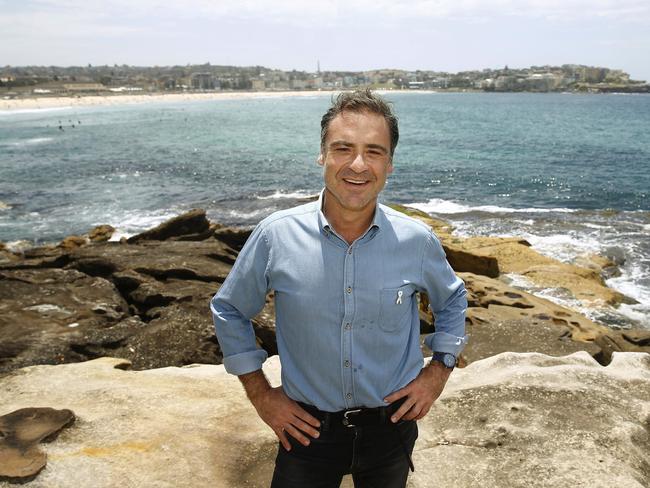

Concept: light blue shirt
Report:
left=210, top=191, right=468, bottom=412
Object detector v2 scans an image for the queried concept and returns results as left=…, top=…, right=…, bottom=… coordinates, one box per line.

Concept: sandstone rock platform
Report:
left=0, top=353, right=648, bottom=487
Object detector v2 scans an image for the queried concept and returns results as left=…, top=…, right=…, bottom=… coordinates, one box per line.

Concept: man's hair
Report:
left=320, top=88, right=399, bottom=159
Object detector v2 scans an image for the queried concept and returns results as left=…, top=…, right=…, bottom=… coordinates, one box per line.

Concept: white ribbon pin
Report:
left=396, top=290, right=403, bottom=305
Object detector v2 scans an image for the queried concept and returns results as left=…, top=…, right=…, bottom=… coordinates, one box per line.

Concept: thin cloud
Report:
left=6, top=0, right=650, bottom=24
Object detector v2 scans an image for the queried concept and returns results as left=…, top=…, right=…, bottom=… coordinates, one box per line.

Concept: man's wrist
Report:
left=238, top=369, right=271, bottom=405
left=430, top=352, right=457, bottom=370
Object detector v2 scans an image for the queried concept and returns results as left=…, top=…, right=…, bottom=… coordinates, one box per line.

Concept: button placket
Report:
left=342, top=244, right=355, bottom=407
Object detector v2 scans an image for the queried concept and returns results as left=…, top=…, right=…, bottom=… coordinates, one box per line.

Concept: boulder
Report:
left=126, top=209, right=211, bottom=243
left=58, top=235, right=87, bottom=250
left=0, top=243, right=20, bottom=266
left=0, top=353, right=648, bottom=487
left=0, top=408, right=75, bottom=482
left=87, top=225, right=115, bottom=243
left=444, top=245, right=500, bottom=278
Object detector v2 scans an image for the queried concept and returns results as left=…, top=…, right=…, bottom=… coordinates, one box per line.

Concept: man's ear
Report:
left=317, top=154, right=324, bottom=166
left=387, top=160, right=394, bottom=174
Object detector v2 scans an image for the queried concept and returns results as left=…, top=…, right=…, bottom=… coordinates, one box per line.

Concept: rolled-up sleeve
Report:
left=210, top=224, right=271, bottom=375
left=420, top=232, right=468, bottom=356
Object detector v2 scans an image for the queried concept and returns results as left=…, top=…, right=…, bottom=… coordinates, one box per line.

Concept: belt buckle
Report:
left=342, top=409, right=362, bottom=428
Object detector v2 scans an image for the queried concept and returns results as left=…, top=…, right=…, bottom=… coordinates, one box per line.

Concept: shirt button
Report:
left=344, top=360, right=350, bottom=367
left=348, top=248, right=352, bottom=254
left=346, top=287, right=352, bottom=294
left=346, top=393, right=352, bottom=399
left=345, top=323, right=351, bottom=330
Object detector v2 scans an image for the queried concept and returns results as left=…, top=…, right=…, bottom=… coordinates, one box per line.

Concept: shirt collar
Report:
left=317, top=188, right=384, bottom=237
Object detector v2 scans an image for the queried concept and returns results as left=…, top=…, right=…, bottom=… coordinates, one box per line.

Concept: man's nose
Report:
left=349, top=153, right=368, bottom=172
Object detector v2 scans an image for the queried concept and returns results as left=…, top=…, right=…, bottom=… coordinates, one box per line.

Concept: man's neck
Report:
left=322, top=191, right=376, bottom=245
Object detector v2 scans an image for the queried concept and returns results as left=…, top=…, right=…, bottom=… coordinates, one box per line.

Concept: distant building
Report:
left=524, top=73, right=561, bottom=92
left=190, top=72, right=214, bottom=90
left=308, top=76, right=323, bottom=89
left=290, top=79, right=307, bottom=90
left=62, top=83, right=105, bottom=92
left=251, top=79, right=266, bottom=91
left=270, top=81, right=290, bottom=91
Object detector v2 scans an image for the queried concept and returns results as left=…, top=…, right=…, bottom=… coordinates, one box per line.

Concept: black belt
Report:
left=298, top=398, right=407, bottom=430
left=297, top=398, right=415, bottom=472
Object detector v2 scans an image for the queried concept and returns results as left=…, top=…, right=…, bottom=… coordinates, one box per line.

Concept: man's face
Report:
left=318, top=110, right=393, bottom=216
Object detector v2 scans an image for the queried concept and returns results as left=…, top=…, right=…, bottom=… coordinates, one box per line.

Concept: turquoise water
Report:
left=1, top=92, right=649, bottom=327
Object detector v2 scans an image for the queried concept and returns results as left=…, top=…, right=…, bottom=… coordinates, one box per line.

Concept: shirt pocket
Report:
left=378, top=284, right=414, bottom=332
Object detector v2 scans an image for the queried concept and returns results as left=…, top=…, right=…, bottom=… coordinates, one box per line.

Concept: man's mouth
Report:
left=343, top=178, right=369, bottom=186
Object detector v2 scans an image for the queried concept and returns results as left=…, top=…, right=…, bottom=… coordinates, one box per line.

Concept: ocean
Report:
left=1, top=92, right=649, bottom=329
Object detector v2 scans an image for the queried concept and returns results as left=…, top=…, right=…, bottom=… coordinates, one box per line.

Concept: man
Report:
left=211, top=89, right=467, bottom=488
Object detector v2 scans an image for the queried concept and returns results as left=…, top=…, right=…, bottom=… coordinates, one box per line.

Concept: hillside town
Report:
left=1, top=63, right=648, bottom=98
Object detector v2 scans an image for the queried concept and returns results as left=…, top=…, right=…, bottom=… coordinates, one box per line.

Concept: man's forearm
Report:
left=238, top=369, right=272, bottom=406
left=424, top=360, right=453, bottom=388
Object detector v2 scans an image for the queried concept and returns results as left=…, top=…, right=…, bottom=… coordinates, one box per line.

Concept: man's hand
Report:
left=383, top=361, right=452, bottom=423
left=239, top=370, right=321, bottom=451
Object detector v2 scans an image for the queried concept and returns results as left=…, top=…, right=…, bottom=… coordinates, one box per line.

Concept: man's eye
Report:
left=335, top=147, right=351, bottom=152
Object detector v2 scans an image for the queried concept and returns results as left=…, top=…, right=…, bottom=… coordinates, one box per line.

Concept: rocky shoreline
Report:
left=2, top=208, right=650, bottom=486
left=1, top=207, right=649, bottom=377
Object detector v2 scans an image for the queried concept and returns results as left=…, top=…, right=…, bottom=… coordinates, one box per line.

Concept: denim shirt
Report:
left=211, top=192, right=468, bottom=412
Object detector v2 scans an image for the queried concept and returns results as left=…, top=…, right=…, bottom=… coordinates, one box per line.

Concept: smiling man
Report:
left=211, top=89, right=467, bottom=488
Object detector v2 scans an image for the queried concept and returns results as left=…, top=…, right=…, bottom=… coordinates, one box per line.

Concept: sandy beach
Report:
left=0, top=89, right=439, bottom=112
left=0, top=91, right=336, bottom=112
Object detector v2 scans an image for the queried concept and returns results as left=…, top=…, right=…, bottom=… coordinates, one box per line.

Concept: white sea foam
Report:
left=406, top=198, right=575, bottom=215
left=503, top=273, right=596, bottom=319
left=0, top=106, right=73, bottom=116
left=502, top=273, right=536, bottom=289
left=101, top=209, right=181, bottom=241
left=256, top=190, right=317, bottom=200
left=4, top=240, right=34, bottom=252
left=524, top=233, right=602, bottom=263
left=0, top=201, right=11, bottom=211
left=226, top=209, right=269, bottom=219
left=615, top=303, right=650, bottom=325
left=607, top=266, right=650, bottom=304
left=1, top=137, right=55, bottom=147
left=108, top=231, right=131, bottom=241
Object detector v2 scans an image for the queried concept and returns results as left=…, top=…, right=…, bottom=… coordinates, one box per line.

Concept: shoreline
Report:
left=0, top=89, right=446, bottom=112
left=0, top=90, right=331, bottom=112
left=4, top=89, right=646, bottom=112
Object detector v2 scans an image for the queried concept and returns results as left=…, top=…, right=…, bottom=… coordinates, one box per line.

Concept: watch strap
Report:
left=431, top=352, right=457, bottom=369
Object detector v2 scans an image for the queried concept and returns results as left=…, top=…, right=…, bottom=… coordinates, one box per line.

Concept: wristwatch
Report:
left=431, top=352, right=457, bottom=369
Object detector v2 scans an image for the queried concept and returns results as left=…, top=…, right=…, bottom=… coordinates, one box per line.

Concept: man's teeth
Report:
left=344, top=179, right=366, bottom=185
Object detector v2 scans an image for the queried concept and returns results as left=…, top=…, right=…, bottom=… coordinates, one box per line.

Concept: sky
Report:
left=1, top=0, right=649, bottom=81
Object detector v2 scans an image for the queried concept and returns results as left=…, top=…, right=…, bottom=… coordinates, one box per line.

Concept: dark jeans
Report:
left=270, top=418, right=418, bottom=488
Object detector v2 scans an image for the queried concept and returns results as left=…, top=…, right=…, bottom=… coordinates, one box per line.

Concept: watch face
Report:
left=443, top=354, right=456, bottom=368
